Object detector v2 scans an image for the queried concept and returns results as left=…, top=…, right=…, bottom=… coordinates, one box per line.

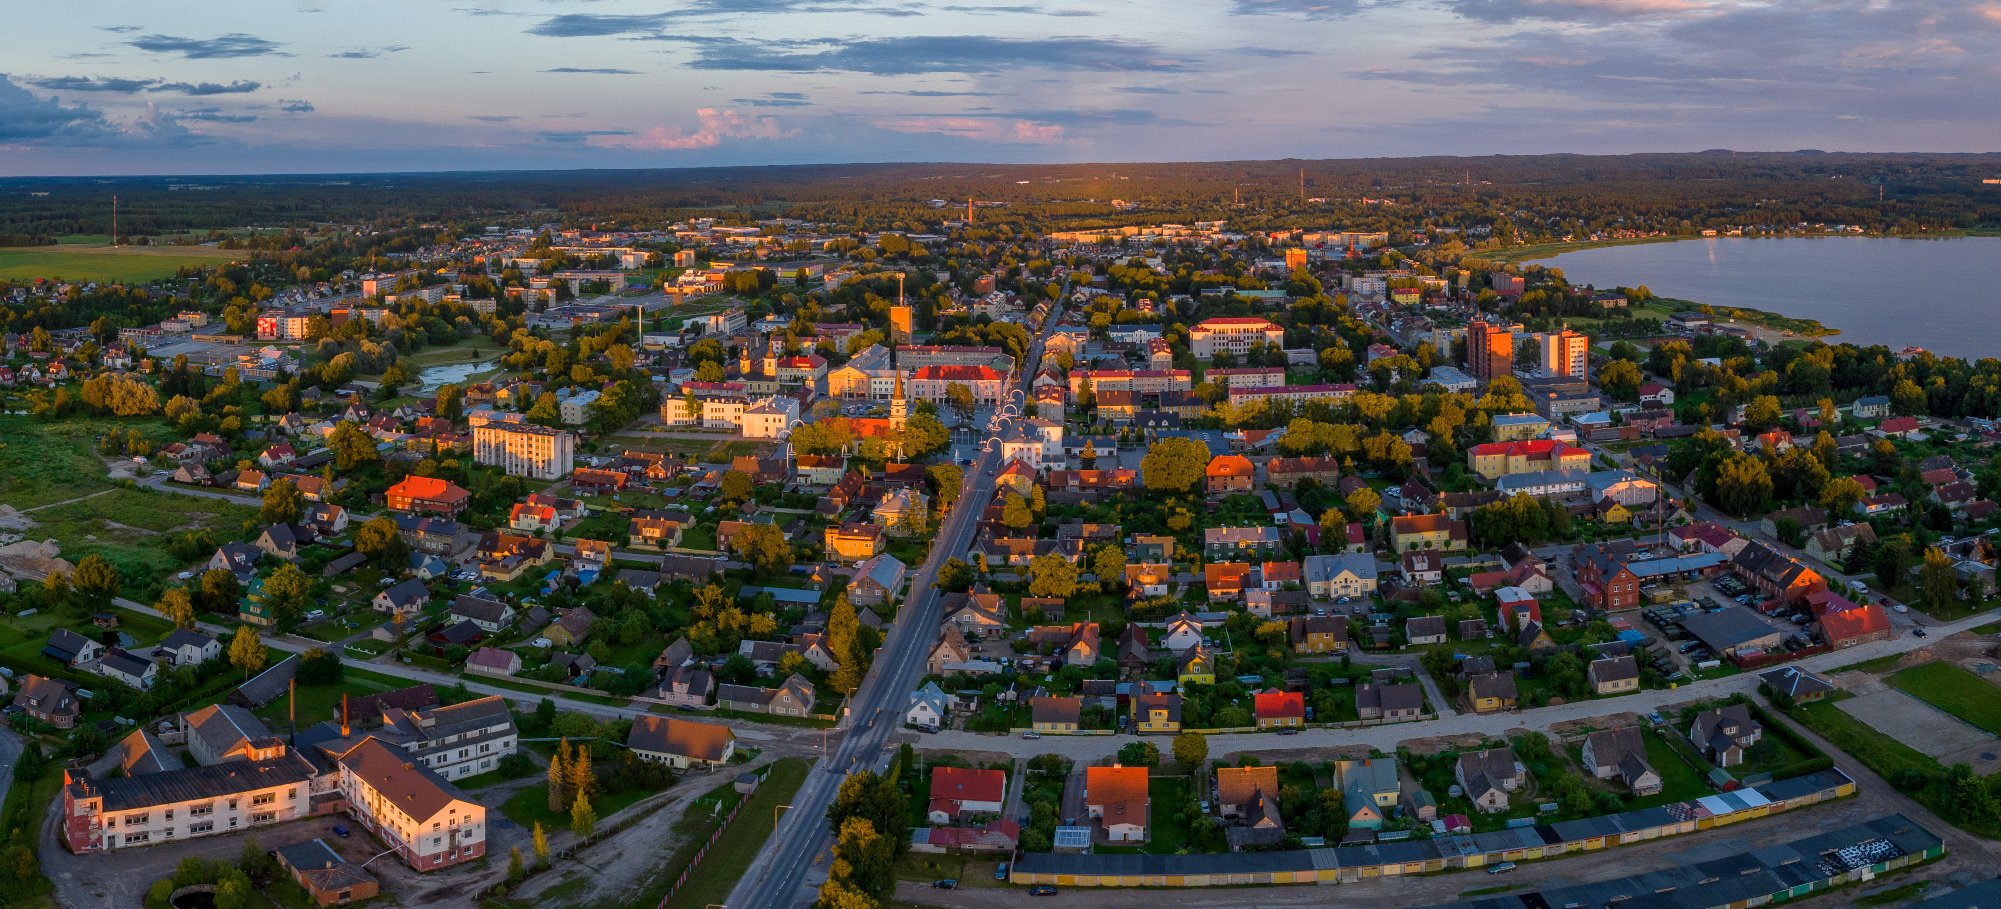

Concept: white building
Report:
left=472, top=422, right=575, bottom=480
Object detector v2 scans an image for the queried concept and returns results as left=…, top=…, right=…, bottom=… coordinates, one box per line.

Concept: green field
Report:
left=0, top=244, right=241, bottom=283
left=1888, top=661, right=2001, bottom=736
left=0, top=415, right=174, bottom=508
left=25, top=486, right=256, bottom=601
left=657, top=758, right=810, bottom=909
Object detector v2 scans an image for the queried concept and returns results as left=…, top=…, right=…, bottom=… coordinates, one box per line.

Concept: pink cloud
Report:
left=872, top=116, right=1064, bottom=143
left=596, top=107, right=792, bottom=150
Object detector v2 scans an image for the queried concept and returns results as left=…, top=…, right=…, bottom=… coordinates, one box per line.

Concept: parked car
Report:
left=1914, top=627, right=1929, bottom=638
left=1488, top=861, right=1517, bottom=875
left=931, top=880, right=958, bottom=890
left=1030, top=886, right=1059, bottom=896
left=332, top=825, right=351, bottom=838
left=1021, top=731, right=1041, bottom=739
left=995, top=862, right=1010, bottom=880
left=1892, top=603, right=1909, bottom=614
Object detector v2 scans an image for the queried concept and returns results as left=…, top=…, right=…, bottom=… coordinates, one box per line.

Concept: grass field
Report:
left=502, top=781, right=654, bottom=831
left=1888, top=661, right=2001, bottom=736
left=26, top=486, right=257, bottom=601
left=0, top=243, right=241, bottom=283
left=0, top=415, right=176, bottom=508
left=656, top=757, right=810, bottom=909
left=1788, top=694, right=1938, bottom=782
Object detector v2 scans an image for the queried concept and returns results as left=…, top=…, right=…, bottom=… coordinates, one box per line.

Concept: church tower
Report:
left=889, top=352, right=908, bottom=432
left=762, top=336, right=778, bottom=379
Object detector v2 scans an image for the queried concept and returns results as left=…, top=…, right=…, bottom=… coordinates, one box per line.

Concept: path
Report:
left=18, top=489, right=116, bottom=513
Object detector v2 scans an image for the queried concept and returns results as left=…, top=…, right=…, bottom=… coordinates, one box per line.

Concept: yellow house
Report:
left=824, top=522, right=884, bottom=561
left=1466, top=439, right=1591, bottom=480
left=1389, top=513, right=1468, bottom=554
left=1467, top=671, right=1519, bottom=714
left=1030, top=696, right=1081, bottom=733
left=1177, top=644, right=1217, bottom=686
left=1599, top=501, right=1634, bottom=524
left=1132, top=691, right=1182, bottom=734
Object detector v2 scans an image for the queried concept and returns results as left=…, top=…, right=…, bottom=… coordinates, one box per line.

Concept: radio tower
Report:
left=111, top=195, right=119, bottom=247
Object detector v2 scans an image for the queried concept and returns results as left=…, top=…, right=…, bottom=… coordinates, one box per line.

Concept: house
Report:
left=1877, top=415, right=1921, bottom=438
left=1205, top=454, right=1255, bottom=495
left=1467, top=439, right=1590, bottom=480
left=1582, top=727, right=1662, bottom=796
left=1203, top=525, right=1283, bottom=560
left=1116, top=625, right=1154, bottom=678
left=847, top=553, right=907, bottom=608
left=1030, top=696, right=1081, bottom=733
left=825, top=522, right=885, bottom=561
left=1494, top=586, right=1542, bottom=633
left=1389, top=513, right=1469, bottom=553
left=1205, top=562, right=1253, bottom=601
left=1400, top=550, right=1445, bottom=587
left=1571, top=543, right=1642, bottom=611
left=1161, top=613, right=1204, bottom=652
left=1338, top=758, right=1401, bottom=830
left=1805, top=523, right=1876, bottom=566
left=1289, top=615, right=1348, bottom=654
left=1760, top=505, right=1828, bottom=539
left=1253, top=689, right=1305, bottom=729
left=302, top=503, right=348, bottom=535
left=275, top=838, right=380, bottom=907
left=1851, top=395, right=1891, bottom=419
left=12, top=674, right=79, bottom=729
left=656, top=665, right=714, bottom=708
left=908, top=682, right=950, bottom=731
left=446, top=595, right=515, bottom=633
left=1454, top=748, right=1525, bottom=813
left=1467, top=671, right=1519, bottom=714
left=927, top=627, right=972, bottom=675
left=1132, top=690, right=1182, bottom=734
left=1688, top=704, right=1763, bottom=767
left=98, top=650, right=158, bottom=690
left=383, top=476, right=471, bottom=517
left=1588, top=654, right=1641, bottom=695
left=626, top=715, right=736, bottom=769
left=1215, top=765, right=1280, bottom=819
left=928, top=766, right=1007, bottom=824
left=372, top=579, right=431, bottom=618
left=1302, top=553, right=1378, bottom=599
left=1084, top=765, right=1150, bottom=843
left=156, top=628, right=219, bottom=667
left=541, top=607, right=595, bottom=648
left=254, top=523, right=315, bottom=562
left=1681, top=607, right=1784, bottom=657
left=716, top=674, right=816, bottom=717
left=42, top=628, right=105, bottom=669
left=627, top=510, right=689, bottom=548
left=1176, top=644, right=1217, bottom=686
left=1760, top=666, right=1837, bottom=703
left=208, top=541, right=263, bottom=580
left=1355, top=681, right=1424, bottom=722
left=235, top=469, right=270, bottom=492
left=1405, top=615, right=1447, bottom=646
left=943, top=594, right=1008, bottom=638
left=465, top=648, right=521, bottom=677
left=1819, top=598, right=1894, bottom=648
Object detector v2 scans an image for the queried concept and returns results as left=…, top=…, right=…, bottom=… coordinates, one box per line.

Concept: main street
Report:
left=727, top=290, right=1065, bottom=909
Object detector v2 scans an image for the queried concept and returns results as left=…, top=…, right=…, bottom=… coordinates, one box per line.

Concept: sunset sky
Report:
left=3, top=0, right=1997, bottom=175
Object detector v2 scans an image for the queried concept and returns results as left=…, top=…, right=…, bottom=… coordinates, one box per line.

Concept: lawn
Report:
left=1888, top=661, right=2001, bottom=736
left=655, top=757, right=810, bottom=909
left=1786, top=694, right=1938, bottom=783
left=1625, top=728, right=1714, bottom=810
left=0, top=415, right=176, bottom=508
left=502, top=781, right=654, bottom=831
left=0, top=243, right=241, bottom=283
left=254, top=676, right=396, bottom=727
left=25, top=486, right=257, bottom=601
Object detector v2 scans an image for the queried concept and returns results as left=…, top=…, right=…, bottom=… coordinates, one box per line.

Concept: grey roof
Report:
left=377, top=578, right=430, bottom=608
left=118, top=728, right=178, bottom=776
left=448, top=594, right=512, bottom=624
left=1759, top=666, right=1837, bottom=699
left=185, top=704, right=272, bottom=759
left=72, top=750, right=319, bottom=812
left=232, top=653, right=300, bottom=707
left=1681, top=607, right=1778, bottom=651
left=161, top=628, right=217, bottom=652
left=99, top=649, right=154, bottom=680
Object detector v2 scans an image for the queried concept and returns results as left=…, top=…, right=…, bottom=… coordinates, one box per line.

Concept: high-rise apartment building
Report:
left=1541, top=329, right=1590, bottom=380
left=1466, top=320, right=1514, bottom=382
left=473, top=423, right=575, bottom=480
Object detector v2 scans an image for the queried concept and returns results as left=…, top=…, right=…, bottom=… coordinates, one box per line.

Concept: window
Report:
left=190, top=803, right=213, bottom=817
left=164, top=810, right=174, bottom=820
left=252, top=793, right=276, bottom=806
left=125, top=832, right=150, bottom=844
left=251, top=812, right=276, bottom=825
left=289, top=790, right=298, bottom=801
left=125, top=813, right=148, bottom=826
left=189, top=822, right=214, bottom=835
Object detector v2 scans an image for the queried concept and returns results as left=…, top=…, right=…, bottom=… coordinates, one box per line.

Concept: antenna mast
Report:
left=111, top=196, right=119, bottom=247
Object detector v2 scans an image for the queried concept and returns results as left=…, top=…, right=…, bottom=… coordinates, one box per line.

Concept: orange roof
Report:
left=627, top=715, right=735, bottom=762
left=1254, top=689, right=1305, bottom=720
left=914, top=364, right=1002, bottom=382
left=387, top=475, right=469, bottom=504
left=1085, top=765, right=1150, bottom=824
left=1392, top=512, right=1462, bottom=536
left=1215, top=765, right=1279, bottom=807
left=1821, top=602, right=1891, bottom=642
left=930, top=766, right=1006, bottom=805
left=1205, top=562, right=1252, bottom=585
left=1206, top=454, right=1254, bottom=477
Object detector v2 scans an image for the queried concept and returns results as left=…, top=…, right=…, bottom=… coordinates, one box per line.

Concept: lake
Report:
left=1534, top=237, right=2001, bottom=360
left=414, top=358, right=500, bottom=393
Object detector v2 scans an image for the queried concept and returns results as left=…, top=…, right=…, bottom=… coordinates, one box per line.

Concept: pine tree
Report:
left=547, top=744, right=569, bottom=813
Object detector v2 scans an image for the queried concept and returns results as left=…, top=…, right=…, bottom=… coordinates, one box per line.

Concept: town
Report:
left=1, top=170, right=2000, bottom=909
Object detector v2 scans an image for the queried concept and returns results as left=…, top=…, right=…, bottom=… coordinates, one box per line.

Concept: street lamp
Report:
left=774, top=803, right=793, bottom=827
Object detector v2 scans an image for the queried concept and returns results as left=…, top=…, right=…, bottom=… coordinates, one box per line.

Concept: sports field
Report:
left=0, top=243, right=242, bottom=282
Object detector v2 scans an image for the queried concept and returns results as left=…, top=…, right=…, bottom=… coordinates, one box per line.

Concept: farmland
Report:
left=0, top=243, right=241, bottom=283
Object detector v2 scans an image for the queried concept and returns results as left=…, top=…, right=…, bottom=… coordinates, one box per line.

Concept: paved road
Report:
left=918, top=609, right=2000, bottom=762
left=0, top=726, right=22, bottom=824
left=728, top=292, right=1065, bottom=909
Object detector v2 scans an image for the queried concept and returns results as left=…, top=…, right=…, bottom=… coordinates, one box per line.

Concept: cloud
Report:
left=541, top=67, right=642, bottom=74
left=1114, top=86, right=1177, bottom=94
left=596, top=107, right=793, bottom=149
left=1001, top=107, right=1191, bottom=127
left=175, top=107, right=258, bottom=123
left=862, top=89, right=997, bottom=97
left=329, top=45, right=409, bottom=59
left=1230, top=0, right=1370, bottom=18
left=96, top=25, right=142, bottom=33
left=527, top=13, right=671, bottom=37
left=731, top=91, right=811, bottom=107
left=19, top=75, right=261, bottom=95
left=1446, top=0, right=1707, bottom=23
left=872, top=116, right=1064, bottom=143
left=128, top=33, right=287, bottom=58
left=936, top=4, right=1097, bottom=15
left=468, top=114, right=520, bottom=122
left=279, top=99, right=315, bottom=113
left=157, top=80, right=262, bottom=95
left=678, top=35, right=1184, bottom=74
left=22, top=75, right=160, bottom=93
left=539, top=128, right=635, bottom=143
left=0, top=76, right=211, bottom=147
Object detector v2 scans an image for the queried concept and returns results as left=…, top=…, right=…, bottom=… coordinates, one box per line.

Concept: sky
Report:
left=2, top=0, right=1999, bottom=175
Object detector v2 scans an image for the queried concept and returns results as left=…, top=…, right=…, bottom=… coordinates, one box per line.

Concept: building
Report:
left=1681, top=607, right=1784, bottom=658
left=61, top=747, right=320, bottom=854
left=1731, top=542, right=1828, bottom=606
left=1587, top=654, right=1641, bottom=695
left=825, top=522, right=885, bottom=561
left=928, top=767, right=1006, bottom=824
left=12, top=674, right=79, bottom=729
left=1030, top=696, right=1081, bottom=734
left=1540, top=329, right=1589, bottom=380
left=275, top=838, right=380, bottom=907
left=1760, top=666, right=1837, bottom=703
left=1466, top=320, right=1514, bottom=382
left=908, top=364, right=1007, bottom=407
left=1467, top=439, right=1591, bottom=480
left=1302, top=553, right=1377, bottom=599
left=334, top=737, right=487, bottom=870
left=1289, top=616, right=1348, bottom=654
left=383, top=476, right=470, bottom=517
left=1253, top=689, right=1305, bottom=729
left=1189, top=317, right=1285, bottom=360
left=1390, top=513, right=1469, bottom=553
left=1688, top=704, right=1762, bottom=767
left=1132, top=690, right=1182, bottom=734
left=1338, top=758, right=1401, bottom=830
left=625, top=716, right=736, bottom=769
left=1467, top=671, right=1519, bottom=713
left=1084, top=765, right=1150, bottom=843
left=472, top=422, right=575, bottom=480
left=1205, top=454, right=1255, bottom=495
left=1581, top=727, right=1662, bottom=796
left=1215, top=765, right=1280, bottom=819
left=1454, top=748, right=1525, bottom=813
left=1355, top=681, right=1425, bottom=721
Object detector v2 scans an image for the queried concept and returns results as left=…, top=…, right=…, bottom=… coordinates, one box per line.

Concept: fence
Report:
left=658, top=793, right=747, bottom=907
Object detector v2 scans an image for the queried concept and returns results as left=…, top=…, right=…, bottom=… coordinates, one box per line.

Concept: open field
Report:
left=21, top=486, right=257, bottom=600
left=0, top=415, right=175, bottom=508
left=1837, top=689, right=1999, bottom=768
left=1888, top=661, right=2001, bottom=737
left=658, top=757, right=810, bottom=909
left=0, top=243, right=241, bottom=283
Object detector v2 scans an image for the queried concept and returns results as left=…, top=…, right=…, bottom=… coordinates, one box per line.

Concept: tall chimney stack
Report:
left=340, top=692, right=350, bottom=738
